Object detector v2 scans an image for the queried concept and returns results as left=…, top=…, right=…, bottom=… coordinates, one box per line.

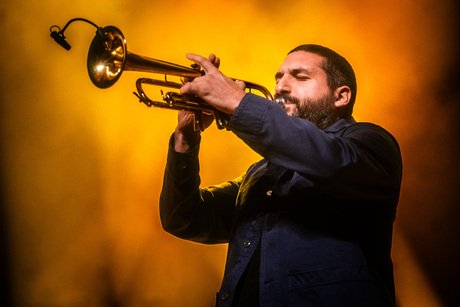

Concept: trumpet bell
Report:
left=87, top=26, right=126, bottom=88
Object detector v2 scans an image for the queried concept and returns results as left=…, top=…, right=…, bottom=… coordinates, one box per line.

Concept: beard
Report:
left=274, top=92, right=337, bottom=130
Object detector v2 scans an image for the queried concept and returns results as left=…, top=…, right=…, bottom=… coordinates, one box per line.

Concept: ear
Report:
left=334, top=85, right=351, bottom=108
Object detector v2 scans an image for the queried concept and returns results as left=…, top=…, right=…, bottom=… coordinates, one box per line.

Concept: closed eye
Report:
left=275, top=68, right=313, bottom=83
left=295, top=75, right=310, bottom=81
left=292, top=69, right=312, bottom=80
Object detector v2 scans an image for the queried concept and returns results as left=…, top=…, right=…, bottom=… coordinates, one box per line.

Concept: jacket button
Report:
left=266, top=190, right=273, bottom=196
left=221, top=292, right=229, bottom=301
left=178, top=162, right=187, bottom=169
left=243, top=240, right=251, bottom=248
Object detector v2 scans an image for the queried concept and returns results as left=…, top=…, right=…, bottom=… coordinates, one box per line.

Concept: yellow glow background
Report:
left=1, top=0, right=459, bottom=306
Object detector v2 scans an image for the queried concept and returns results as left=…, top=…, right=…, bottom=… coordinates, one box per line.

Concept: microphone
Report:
left=50, top=31, right=71, bottom=50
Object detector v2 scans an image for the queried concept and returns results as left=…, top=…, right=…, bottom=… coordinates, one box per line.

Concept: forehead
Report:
left=278, top=51, right=326, bottom=74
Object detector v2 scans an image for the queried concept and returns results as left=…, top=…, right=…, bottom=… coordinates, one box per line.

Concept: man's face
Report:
left=274, top=51, right=337, bottom=129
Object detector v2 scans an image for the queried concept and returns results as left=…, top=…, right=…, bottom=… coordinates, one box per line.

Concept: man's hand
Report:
left=174, top=110, right=214, bottom=153
left=174, top=54, right=223, bottom=153
left=180, top=53, right=246, bottom=115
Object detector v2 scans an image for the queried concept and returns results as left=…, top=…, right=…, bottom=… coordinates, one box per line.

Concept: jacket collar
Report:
left=323, top=116, right=356, bottom=133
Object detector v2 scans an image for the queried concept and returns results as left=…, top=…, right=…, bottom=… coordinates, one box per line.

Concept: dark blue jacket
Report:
left=160, top=93, right=402, bottom=307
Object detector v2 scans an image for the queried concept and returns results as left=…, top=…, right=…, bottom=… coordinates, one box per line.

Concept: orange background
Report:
left=1, top=0, right=459, bottom=306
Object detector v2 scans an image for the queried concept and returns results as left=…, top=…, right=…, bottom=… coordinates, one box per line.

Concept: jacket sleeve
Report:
left=159, top=134, right=242, bottom=244
left=227, top=93, right=402, bottom=201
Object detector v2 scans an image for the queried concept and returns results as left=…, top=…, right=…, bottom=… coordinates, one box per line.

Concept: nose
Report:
left=275, top=75, right=291, bottom=94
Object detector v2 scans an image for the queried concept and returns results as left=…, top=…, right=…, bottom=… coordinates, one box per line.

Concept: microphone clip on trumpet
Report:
left=50, top=18, right=102, bottom=51
left=50, top=18, right=279, bottom=131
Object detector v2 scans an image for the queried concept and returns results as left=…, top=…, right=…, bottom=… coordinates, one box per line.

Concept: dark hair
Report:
left=289, top=44, right=357, bottom=116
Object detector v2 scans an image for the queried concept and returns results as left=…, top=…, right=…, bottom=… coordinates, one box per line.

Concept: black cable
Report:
left=60, top=18, right=99, bottom=33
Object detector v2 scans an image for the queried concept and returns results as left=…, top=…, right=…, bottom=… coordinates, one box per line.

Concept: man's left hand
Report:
left=180, top=53, right=246, bottom=115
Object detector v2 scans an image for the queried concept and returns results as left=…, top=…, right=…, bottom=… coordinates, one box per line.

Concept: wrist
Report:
left=174, top=128, right=200, bottom=153
left=225, top=90, right=246, bottom=115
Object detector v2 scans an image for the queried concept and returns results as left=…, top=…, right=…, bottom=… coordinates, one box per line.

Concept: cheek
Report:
left=291, top=82, right=312, bottom=96
left=294, top=83, right=328, bottom=101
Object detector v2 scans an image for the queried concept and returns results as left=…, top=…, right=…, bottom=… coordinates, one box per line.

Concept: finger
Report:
left=180, top=80, right=191, bottom=94
left=186, top=53, right=218, bottom=74
left=208, top=54, right=220, bottom=69
left=234, top=80, right=246, bottom=91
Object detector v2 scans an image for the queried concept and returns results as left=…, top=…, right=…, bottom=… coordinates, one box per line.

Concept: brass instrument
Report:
left=86, top=26, right=277, bottom=130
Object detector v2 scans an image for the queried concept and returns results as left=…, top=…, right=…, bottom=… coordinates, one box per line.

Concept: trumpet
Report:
left=86, top=26, right=279, bottom=130
left=50, top=19, right=281, bottom=130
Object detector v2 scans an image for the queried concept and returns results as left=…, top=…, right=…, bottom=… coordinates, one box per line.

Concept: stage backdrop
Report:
left=1, top=0, right=459, bottom=306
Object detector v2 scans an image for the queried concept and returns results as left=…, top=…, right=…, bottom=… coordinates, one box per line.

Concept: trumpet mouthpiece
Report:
left=273, top=98, right=285, bottom=107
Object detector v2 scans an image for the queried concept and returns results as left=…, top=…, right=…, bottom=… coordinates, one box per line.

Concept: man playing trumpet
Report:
left=159, top=45, right=402, bottom=307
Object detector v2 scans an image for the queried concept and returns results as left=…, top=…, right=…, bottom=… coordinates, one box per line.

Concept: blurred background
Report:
left=1, top=0, right=459, bottom=306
